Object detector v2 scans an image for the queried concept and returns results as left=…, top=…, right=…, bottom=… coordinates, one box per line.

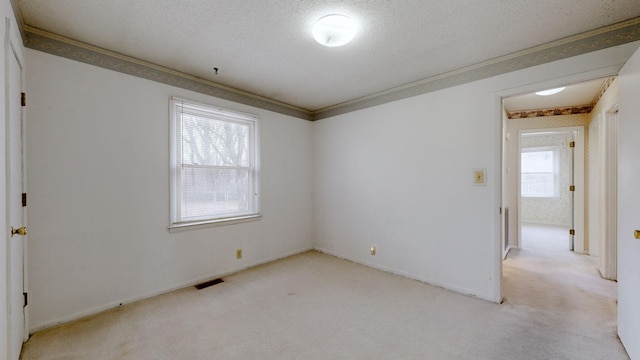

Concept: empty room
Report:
left=2, top=1, right=640, bottom=359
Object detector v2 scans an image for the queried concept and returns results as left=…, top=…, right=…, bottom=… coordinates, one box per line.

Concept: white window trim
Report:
left=520, top=145, right=560, bottom=198
left=168, top=214, right=263, bottom=233
left=169, top=97, right=261, bottom=230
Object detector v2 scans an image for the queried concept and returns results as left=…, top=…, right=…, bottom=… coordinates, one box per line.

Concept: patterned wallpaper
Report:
left=509, top=106, right=592, bottom=119
left=505, top=114, right=590, bottom=251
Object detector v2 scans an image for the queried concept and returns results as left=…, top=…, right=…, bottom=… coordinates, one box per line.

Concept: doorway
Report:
left=500, top=75, right=620, bottom=309
left=518, top=128, right=584, bottom=253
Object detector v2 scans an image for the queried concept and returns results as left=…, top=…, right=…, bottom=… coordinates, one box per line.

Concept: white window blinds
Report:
left=170, top=98, right=260, bottom=227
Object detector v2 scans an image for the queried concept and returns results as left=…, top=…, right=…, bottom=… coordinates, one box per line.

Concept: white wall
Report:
left=617, top=46, right=640, bottom=360
left=25, top=50, right=314, bottom=331
left=313, top=41, right=640, bottom=303
left=313, top=82, right=499, bottom=299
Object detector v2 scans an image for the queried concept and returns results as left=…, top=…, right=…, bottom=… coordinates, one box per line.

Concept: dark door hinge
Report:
left=23, top=292, right=28, bottom=307
left=21, top=92, right=26, bottom=107
left=22, top=193, right=27, bottom=207
left=569, top=229, right=575, bottom=235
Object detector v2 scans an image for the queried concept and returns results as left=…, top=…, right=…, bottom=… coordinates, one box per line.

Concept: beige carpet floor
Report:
left=21, top=226, right=628, bottom=359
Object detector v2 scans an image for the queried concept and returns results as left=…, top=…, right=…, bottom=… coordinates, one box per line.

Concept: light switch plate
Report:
left=473, top=168, right=486, bottom=186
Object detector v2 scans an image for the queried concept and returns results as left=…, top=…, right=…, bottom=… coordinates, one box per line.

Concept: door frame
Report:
left=600, top=104, right=618, bottom=279
left=494, top=65, right=621, bottom=302
left=516, top=127, right=585, bottom=253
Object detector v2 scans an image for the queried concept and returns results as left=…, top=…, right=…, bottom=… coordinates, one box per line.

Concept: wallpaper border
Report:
left=315, top=17, right=640, bottom=120
left=15, top=8, right=640, bottom=121
left=23, top=26, right=314, bottom=121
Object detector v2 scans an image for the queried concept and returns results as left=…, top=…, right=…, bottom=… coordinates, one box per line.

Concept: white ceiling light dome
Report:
left=312, top=14, right=357, bottom=47
left=535, top=87, right=566, bottom=96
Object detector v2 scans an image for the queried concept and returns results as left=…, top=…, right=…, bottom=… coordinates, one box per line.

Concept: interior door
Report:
left=0, top=22, right=8, bottom=360
left=6, top=21, right=26, bottom=360
left=617, top=46, right=640, bottom=360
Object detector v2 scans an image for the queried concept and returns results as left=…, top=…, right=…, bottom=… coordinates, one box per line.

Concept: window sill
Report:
left=169, top=214, right=262, bottom=233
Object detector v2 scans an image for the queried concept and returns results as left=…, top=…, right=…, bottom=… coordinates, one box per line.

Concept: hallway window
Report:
left=170, top=97, right=260, bottom=228
left=521, top=147, right=559, bottom=198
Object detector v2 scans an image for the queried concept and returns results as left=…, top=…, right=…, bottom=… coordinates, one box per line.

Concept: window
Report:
left=521, top=147, right=559, bottom=198
left=170, top=97, right=260, bottom=228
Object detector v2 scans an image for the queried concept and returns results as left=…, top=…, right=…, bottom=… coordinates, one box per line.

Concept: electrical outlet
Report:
left=370, top=246, right=376, bottom=256
left=236, top=249, right=242, bottom=259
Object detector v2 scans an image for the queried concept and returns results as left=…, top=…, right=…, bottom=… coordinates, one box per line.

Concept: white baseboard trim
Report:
left=29, top=246, right=314, bottom=334
left=313, top=247, right=499, bottom=304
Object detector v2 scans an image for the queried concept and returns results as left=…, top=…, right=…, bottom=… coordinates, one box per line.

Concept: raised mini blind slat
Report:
left=174, top=99, right=258, bottom=123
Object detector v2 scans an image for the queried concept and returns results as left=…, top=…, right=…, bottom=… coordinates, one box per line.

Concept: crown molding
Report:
left=312, top=16, right=640, bottom=120
left=23, top=26, right=314, bottom=121
left=16, top=12, right=640, bottom=122
left=9, top=0, right=26, bottom=41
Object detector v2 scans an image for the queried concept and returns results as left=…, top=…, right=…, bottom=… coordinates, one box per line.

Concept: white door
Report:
left=5, top=21, right=26, bottom=360
left=617, top=46, right=640, bottom=360
left=0, top=22, right=9, bottom=360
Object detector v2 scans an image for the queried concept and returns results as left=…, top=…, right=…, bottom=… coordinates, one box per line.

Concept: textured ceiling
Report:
left=17, top=1, right=640, bottom=113
left=503, top=77, right=610, bottom=112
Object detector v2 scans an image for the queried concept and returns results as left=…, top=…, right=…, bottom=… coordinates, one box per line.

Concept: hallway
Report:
left=503, top=223, right=626, bottom=358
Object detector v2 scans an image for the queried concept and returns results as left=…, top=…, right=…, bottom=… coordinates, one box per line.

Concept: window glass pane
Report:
left=180, top=167, right=250, bottom=220
left=181, top=113, right=250, bottom=167
left=521, top=173, right=555, bottom=197
left=521, top=150, right=553, bottom=173
left=521, top=150, right=557, bottom=197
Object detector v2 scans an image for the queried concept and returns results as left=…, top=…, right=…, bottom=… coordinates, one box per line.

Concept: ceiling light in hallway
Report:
left=535, top=87, right=566, bottom=96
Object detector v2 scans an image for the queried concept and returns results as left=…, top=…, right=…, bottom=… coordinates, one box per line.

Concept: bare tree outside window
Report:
left=170, top=98, right=259, bottom=226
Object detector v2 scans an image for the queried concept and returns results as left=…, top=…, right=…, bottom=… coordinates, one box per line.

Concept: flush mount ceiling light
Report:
left=535, top=87, right=566, bottom=96
left=312, top=14, right=357, bottom=47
